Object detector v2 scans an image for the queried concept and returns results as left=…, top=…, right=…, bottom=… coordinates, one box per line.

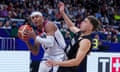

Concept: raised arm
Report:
left=58, top=2, right=80, bottom=33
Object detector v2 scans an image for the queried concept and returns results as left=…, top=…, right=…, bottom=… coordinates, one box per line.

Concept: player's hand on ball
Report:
left=18, top=25, right=35, bottom=42
left=23, top=29, right=36, bottom=40
left=22, top=29, right=30, bottom=42
left=58, top=2, right=65, bottom=14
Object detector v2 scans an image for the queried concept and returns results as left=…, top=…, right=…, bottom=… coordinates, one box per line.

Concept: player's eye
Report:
left=32, top=17, right=35, bottom=19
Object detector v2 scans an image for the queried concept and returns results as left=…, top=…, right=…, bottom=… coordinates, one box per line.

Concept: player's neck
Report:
left=81, top=31, right=92, bottom=36
left=37, top=23, right=43, bottom=30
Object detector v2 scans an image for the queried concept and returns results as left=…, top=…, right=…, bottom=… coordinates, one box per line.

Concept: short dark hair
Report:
left=87, top=16, right=99, bottom=31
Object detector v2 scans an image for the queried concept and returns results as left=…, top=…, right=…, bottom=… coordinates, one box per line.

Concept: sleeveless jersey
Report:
left=58, top=31, right=92, bottom=72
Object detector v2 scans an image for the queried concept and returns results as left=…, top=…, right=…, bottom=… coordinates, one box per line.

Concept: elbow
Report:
left=73, top=59, right=81, bottom=66
left=68, top=61, right=80, bottom=67
left=74, top=62, right=80, bottom=66
left=74, top=63, right=80, bottom=66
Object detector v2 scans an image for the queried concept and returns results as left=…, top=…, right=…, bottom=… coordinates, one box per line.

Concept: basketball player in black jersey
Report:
left=46, top=2, right=99, bottom=72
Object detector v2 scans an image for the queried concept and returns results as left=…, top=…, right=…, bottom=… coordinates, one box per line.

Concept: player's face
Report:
left=80, top=18, right=93, bottom=32
left=31, top=15, right=43, bottom=26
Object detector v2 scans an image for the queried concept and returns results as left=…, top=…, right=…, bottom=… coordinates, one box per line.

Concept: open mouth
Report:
left=35, top=22, right=38, bottom=25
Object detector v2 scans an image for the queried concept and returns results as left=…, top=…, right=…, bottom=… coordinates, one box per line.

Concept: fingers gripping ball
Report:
left=18, top=25, right=33, bottom=41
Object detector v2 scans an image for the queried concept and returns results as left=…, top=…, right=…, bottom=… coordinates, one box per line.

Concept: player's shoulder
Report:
left=46, top=21, right=55, bottom=26
left=45, top=21, right=57, bottom=28
left=79, top=38, right=91, bottom=46
left=44, top=21, right=57, bottom=33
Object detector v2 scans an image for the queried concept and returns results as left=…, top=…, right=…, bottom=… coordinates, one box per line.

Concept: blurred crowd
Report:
left=0, top=0, right=120, bottom=43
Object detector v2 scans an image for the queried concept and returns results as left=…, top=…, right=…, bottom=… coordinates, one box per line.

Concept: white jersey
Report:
left=41, top=29, right=66, bottom=57
left=37, top=29, right=66, bottom=72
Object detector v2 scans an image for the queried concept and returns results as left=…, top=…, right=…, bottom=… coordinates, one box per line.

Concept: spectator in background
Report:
left=7, top=2, right=14, bottom=11
left=106, top=34, right=112, bottom=43
left=0, top=5, right=8, bottom=17
left=110, top=26, right=119, bottom=35
left=17, top=8, right=25, bottom=18
left=118, top=24, right=120, bottom=32
left=60, top=21, right=68, bottom=31
left=118, top=35, right=120, bottom=42
left=75, top=18, right=82, bottom=28
left=8, top=10, right=17, bottom=18
left=0, top=21, right=3, bottom=28
left=101, top=14, right=109, bottom=25
left=95, top=10, right=102, bottom=19
left=2, top=20, right=11, bottom=29
left=10, top=22, right=18, bottom=37
left=55, top=12, right=62, bottom=21
left=64, top=31, right=71, bottom=45
left=111, top=35, right=118, bottom=43
left=60, top=21, right=68, bottom=38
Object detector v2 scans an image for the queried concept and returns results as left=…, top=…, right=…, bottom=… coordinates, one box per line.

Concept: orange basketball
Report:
left=18, top=25, right=33, bottom=41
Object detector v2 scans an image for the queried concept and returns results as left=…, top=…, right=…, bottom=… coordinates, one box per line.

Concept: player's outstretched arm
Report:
left=58, top=2, right=80, bottom=33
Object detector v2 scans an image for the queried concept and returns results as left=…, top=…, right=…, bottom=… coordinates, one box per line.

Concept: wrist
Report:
left=55, top=61, right=61, bottom=66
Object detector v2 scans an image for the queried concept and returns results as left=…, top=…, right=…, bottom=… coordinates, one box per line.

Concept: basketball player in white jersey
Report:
left=23, top=11, right=66, bottom=72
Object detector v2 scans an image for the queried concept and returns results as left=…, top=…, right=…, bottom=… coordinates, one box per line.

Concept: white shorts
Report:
left=38, top=53, right=66, bottom=72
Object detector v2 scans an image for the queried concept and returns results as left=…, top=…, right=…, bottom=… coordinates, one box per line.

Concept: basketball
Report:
left=18, top=25, right=33, bottom=41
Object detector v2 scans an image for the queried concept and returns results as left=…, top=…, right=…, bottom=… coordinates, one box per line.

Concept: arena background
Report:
left=0, top=0, right=120, bottom=72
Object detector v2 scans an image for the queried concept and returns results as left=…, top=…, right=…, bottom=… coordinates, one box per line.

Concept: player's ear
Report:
left=41, top=16, right=44, bottom=23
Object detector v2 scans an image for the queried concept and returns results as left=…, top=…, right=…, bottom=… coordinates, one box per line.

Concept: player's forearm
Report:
left=61, top=12, right=74, bottom=28
left=56, top=58, right=80, bottom=67
left=25, top=41, right=39, bottom=55
left=61, top=12, right=80, bottom=33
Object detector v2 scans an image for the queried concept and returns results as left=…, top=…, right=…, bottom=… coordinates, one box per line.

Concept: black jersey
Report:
left=58, top=31, right=92, bottom=72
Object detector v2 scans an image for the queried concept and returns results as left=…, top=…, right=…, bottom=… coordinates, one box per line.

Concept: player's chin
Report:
left=35, top=23, right=40, bottom=27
